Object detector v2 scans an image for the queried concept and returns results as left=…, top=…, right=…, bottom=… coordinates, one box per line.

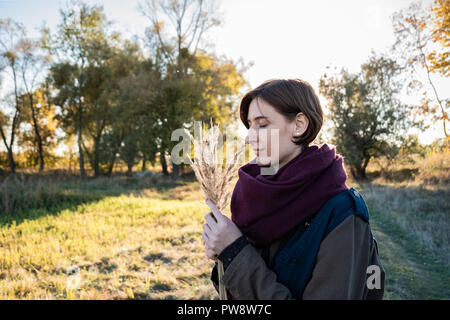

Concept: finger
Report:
left=202, top=231, right=208, bottom=244
left=206, top=247, right=217, bottom=259
left=206, top=248, right=216, bottom=260
left=203, top=234, right=215, bottom=252
left=205, top=198, right=224, bottom=222
left=203, top=223, right=213, bottom=238
left=204, top=212, right=218, bottom=230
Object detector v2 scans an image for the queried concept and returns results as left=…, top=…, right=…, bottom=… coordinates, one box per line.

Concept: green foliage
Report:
left=2, top=0, right=248, bottom=177
left=319, top=53, right=410, bottom=180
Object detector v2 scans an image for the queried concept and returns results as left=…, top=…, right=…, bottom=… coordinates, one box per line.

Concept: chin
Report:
left=255, top=156, right=272, bottom=167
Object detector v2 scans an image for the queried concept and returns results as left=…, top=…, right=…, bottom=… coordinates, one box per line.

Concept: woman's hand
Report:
left=202, top=198, right=243, bottom=260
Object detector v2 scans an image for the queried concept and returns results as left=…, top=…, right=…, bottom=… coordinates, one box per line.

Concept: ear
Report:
left=293, top=112, right=309, bottom=136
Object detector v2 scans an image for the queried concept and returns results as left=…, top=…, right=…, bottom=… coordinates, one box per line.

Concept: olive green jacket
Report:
left=212, top=214, right=385, bottom=300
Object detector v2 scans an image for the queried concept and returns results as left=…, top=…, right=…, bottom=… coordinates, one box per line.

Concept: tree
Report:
left=0, top=18, right=27, bottom=174
left=45, top=0, right=119, bottom=177
left=96, top=42, right=159, bottom=177
left=139, top=0, right=222, bottom=78
left=428, top=0, right=450, bottom=76
left=140, top=0, right=219, bottom=179
left=190, top=50, right=249, bottom=124
left=17, top=86, right=58, bottom=168
left=392, top=1, right=449, bottom=137
left=120, top=130, right=140, bottom=176
left=18, top=38, right=50, bottom=171
left=118, top=58, right=160, bottom=175
left=140, top=0, right=249, bottom=179
left=319, top=54, right=410, bottom=180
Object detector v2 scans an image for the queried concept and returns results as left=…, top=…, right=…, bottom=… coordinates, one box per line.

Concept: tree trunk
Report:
left=29, top=93, right=45, bottom=172
left=93, top=136, right=100, bottom=177
left=141, top=153, right=147, bottom=171
left=0, top=126, right=15, bottom=174
left=171, top=163, right=179, bottom=180
left=160, top=151, right=168, bottom=176
left=7, top=146, right=15, bottom=174
left=357, top=167, right=368, bottom=181
left=106, top=149, right=118, bottom=177
left=7, top=63, right=21, bottom=175
left=77, top=128, right=86, bottom=178
left=77, top=101, right=86, bottom=178
left=350, top=165, right=368, bottom=181
left=127, top=163, right=133, bottom=176
left=361, top=156, right=371, bottom=180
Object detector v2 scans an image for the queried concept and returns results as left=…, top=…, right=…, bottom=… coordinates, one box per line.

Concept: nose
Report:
left=245, top=128, right=258, bottom=145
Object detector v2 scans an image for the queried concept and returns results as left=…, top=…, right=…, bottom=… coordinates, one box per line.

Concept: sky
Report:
left=0, top=0, right=448, bottom=147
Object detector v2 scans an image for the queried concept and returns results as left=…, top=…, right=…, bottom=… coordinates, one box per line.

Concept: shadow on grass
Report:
left=0, top=170, right=197, bottom=227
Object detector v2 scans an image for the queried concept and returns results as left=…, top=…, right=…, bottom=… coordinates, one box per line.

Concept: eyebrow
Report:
left=247, top=116, right=268, bottom=123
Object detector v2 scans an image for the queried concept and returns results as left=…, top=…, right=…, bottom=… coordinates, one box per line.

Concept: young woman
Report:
left=202, top=78, right=385, bottom=300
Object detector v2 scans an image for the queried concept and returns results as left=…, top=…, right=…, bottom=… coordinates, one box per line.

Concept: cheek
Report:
left=261, top=129, right=278, bottom=155
left=257, top=127, right=289, bottom=156
left=275, top=127, right=291, bottom=154
left=257, top=131, right=268, bottom=148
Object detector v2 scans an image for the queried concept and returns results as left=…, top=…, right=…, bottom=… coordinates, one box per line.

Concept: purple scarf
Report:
left=230, top=143, right=349, bottom=247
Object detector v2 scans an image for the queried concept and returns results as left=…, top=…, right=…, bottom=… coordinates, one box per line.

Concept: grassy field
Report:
left=0, top=174, right=218, bottom=299
left=0, top=155, right=449, bottom=299
left=358, top=182, right=449, bottom=299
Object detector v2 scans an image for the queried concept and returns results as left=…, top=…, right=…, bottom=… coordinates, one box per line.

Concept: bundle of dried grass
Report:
left=186, top=120, right=245, bottom=300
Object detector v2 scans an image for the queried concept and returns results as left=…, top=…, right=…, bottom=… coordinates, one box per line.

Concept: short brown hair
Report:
left=239, top=79, right=324, bottom=148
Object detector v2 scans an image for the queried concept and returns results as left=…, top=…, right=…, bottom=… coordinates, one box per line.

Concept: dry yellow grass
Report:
left=0, top=178, right=218, bottom=299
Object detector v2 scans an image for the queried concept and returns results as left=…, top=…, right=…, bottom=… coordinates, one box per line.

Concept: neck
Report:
left=278, top=146, right=303, bottom=169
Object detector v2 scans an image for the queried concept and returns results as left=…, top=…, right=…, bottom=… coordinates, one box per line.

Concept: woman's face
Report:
left=245, top=97, right=309, bottom=170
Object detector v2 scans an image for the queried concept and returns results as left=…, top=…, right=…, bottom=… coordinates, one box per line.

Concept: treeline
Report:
left=0, top=0, right=249, bottom=178
left=0, top=0, right=448, bottom=181
left=319, top=0, right=449, bottom=180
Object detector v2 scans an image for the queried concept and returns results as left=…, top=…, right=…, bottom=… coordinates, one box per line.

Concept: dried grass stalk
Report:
left=186, top=119, right=245, bottom=300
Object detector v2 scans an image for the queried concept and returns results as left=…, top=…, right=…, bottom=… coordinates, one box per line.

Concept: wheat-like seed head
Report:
left=186, top=119, right=245, bottom=213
